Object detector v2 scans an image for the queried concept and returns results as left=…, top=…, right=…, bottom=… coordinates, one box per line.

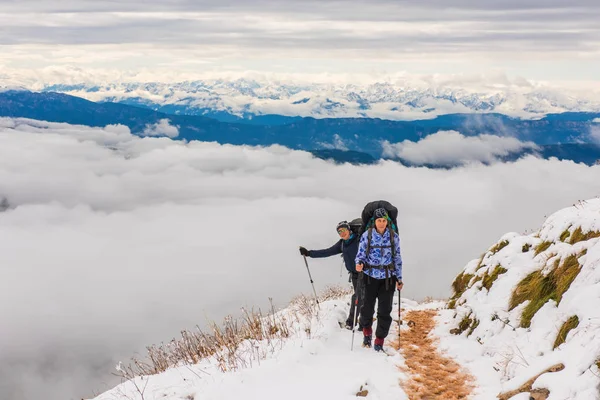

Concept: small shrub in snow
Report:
left=451, top=313, right=474, bottom=335
left=522, top=243, right=532, bottom=252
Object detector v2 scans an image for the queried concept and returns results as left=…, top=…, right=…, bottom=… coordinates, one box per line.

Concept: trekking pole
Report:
left=351, top=272, right=364, bottom=351
left=397, top=288, right=402, bottom=343
left=302, top=255, right=320, bottom=310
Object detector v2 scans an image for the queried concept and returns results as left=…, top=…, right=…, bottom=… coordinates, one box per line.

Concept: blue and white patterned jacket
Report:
left=355, top=228, right=403, bottom=281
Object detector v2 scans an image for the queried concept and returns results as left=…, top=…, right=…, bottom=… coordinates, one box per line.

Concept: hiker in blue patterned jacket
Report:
left=355, top=207, right=403, bottom=352
left=299, top=221, right=361, bottom=329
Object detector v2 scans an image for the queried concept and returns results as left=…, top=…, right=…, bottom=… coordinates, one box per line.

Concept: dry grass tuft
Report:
left=534, top=241, right=552, bottom=256
left=509, top=251, right=583, bottom=328
left=448, top=272, right=474, bottom=309
left=115, top=285, right=354, bottom=381
left=481, top=265, right=508, bottom=291
left=489, top=240, right=509, bottom=254
left=553, top=315, right=579, bottom=349
left=559, top=228, right=571, bottom=242
left=569, top=227, right=600, bottom=244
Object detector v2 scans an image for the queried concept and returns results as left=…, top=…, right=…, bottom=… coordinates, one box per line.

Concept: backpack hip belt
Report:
left=363, top=263, right=394, bottom=270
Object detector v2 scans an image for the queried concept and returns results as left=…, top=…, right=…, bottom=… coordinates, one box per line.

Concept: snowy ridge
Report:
left=440, top=198, right=600, bottom=399
left=3, top=72, right=600, bottom=120
left=89, top=199, right=600, bottom=400
left=91, top=291, right=429, bottom=400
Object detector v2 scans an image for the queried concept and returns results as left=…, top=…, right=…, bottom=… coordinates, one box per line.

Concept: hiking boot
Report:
left=344, top=320, right=353, bottom=330
left=362, top=327, right=373, bottom=348
left=362, top=335, right=372, bottom=348
left=374, top=337, right=384, bottom=352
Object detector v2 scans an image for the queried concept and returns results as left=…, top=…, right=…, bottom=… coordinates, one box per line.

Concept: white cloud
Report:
left=382, top=130, right=538, bottom=166
left=318, top=134, right=349, bottom=150
left=142, top=118, right=179, bottom=138
left=0, top=2, right=599, bottom=80
left=1, top=118, right=599, bottom=400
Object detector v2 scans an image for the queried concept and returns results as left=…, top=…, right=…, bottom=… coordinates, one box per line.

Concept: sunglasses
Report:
left=337, top=228, right=349, bottom=234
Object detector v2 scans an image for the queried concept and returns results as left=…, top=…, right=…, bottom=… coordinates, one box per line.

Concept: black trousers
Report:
left=358, top=275, right=396, bottom=339
left=347, top=272, right=361, bottom=325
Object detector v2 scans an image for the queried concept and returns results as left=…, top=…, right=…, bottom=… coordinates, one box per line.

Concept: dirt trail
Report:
left=391, top=309, right=475, bottom=400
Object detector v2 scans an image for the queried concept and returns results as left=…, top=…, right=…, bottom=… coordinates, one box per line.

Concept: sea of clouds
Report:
left=1, top=117, right=599, bottom=399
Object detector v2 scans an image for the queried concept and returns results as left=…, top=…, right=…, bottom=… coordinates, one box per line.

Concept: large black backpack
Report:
left=348, top=217, right=363, bottom=236
left=358, top=200, right=399, bottom=289
left=359, top=200, right=399, bottom=235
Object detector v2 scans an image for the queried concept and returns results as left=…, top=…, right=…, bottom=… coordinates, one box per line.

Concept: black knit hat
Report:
left=374, top=207, right=389, bottom=219
left=336, top=221, right=351, bottom=232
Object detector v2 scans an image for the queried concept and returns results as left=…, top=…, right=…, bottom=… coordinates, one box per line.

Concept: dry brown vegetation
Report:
left=569, top=227, right=600, bottom=244
left=115, top=285, right=351, bottom=381
left=481, top=265, right=508, bottom=291
left=448, top=272, right=474, bottom=309
left=553, top=315, right=579, bottom=349
left=509, top=251, right=584, bottom=328
left=393, top=309, right=475, bottom=399
left=534, top=241, right=552, bottom=256
left=489, top=240, right=509, bottom=254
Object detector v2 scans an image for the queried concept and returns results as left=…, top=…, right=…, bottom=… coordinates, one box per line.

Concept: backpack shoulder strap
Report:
left=365, top=227, right=373, bottom=262
left=389, top=225, right=396, bottom=260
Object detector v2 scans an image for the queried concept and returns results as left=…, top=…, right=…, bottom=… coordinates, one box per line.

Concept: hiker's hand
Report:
left=396, top=280, right=404, bottom=290
left=356, top=263, right=364, bottom=272
left=299, top=246, right=309, bottom=256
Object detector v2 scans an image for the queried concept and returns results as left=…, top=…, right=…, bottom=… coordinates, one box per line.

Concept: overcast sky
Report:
left=1, top=117, right=600, bottom=399
left=0, top=0, right=599, bottom=82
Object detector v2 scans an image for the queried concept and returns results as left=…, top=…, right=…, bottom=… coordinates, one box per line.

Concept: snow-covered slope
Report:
left=90, top=199, right=600, bottom=400
left=3, top=72, right=600, bottom=120
left=440, top=198, right=600, bottom=399
left=90, top=291, right=424, bottom=400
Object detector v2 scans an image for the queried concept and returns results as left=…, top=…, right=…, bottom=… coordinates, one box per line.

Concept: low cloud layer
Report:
left=142, top=118, right=179, bottom=138
left=1, top=117, right=599, bottom=400
left=382, top=130, right=538, bottom=166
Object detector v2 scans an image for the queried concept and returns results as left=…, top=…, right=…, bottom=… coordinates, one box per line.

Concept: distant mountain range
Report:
left=1, top=89, right=600, bottom=166
left=36, top=79, right=600, bottom=122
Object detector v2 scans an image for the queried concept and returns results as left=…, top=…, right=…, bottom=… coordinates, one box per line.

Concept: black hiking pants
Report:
left=347, top=272, right=361, bottom=325
left=358, top=275, right=396, bottom=339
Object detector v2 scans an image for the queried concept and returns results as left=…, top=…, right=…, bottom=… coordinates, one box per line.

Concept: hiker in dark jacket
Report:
left=355, top=207, right=403, bottom=352
left=299, top=221, right=361, bottom=329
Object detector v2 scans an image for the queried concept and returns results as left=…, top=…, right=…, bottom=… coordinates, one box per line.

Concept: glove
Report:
left=299, top=246, right=309, bottom=257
